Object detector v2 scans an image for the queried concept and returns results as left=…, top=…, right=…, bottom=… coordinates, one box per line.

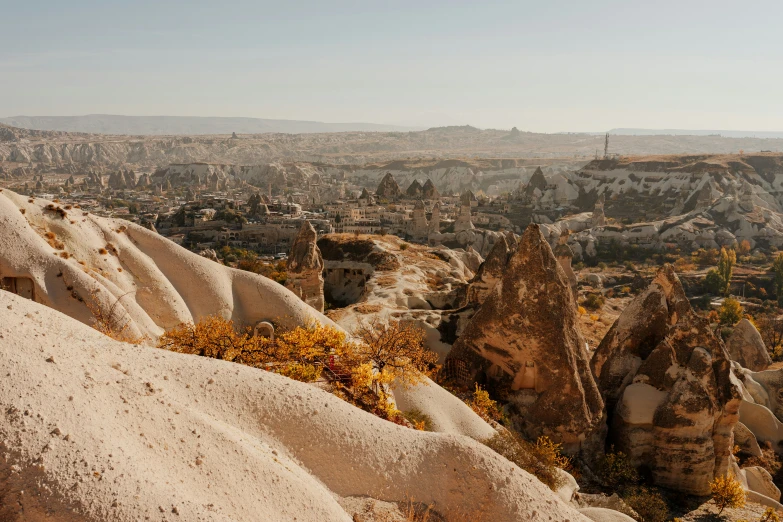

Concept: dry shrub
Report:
left=622, top=486, right=669, bottom=522
left=19, top=208, right=25, bottom=214
left=402, top=409, right=434, bottom=431
left=59, top=252, right=70, bottom=259
left=353, top=319, right=438, bottom=388
left=159, top=317, right=347, bottom=381
left=582, top=293, right=605, bottom=310
left=594, top=447, right=640, bottom=489
left=85, top=291, right=143, bottom=344
left=98, top=248, right=108, bottom=255
left=158, top=316, right=438, bottom=426
left=469, top=384, right=505, bottom=424
left=483, top=430, right=565, bottom=491
left=354, top=304, right=382, bottom=314
left=710, top=474, right=745, bottom=515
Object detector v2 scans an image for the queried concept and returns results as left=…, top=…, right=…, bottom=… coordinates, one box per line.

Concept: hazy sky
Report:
left=2, top=0, right=782, bottom=132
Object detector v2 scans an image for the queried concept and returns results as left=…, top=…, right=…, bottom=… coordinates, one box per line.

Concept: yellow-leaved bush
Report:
left=157, top=315, right=437, bottom=426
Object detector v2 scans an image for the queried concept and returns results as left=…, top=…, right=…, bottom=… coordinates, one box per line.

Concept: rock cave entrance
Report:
left=1, top=277, right=35, bottom=301
left=323, top=267, right=371, bottom=308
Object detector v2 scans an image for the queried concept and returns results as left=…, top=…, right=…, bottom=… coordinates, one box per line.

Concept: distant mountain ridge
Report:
left=609, top=128, right=783, bottom=139
left=0, top=115, right=422, bottom=135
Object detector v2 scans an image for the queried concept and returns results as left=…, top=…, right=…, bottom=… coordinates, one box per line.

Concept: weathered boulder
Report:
left=285, top=221, right=325, bottom=313
left=591, top=265, right=742, bottom=495
left=743, top=466, right=781, bottom=502
left=445, top=224, right=604, bottom=451
left=726, top=319, right=772, bottom=371
left=734, top=421, right=763, bottom=457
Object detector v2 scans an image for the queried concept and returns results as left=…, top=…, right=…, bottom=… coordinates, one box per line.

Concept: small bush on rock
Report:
left=710, top=474, right=745, bottom=515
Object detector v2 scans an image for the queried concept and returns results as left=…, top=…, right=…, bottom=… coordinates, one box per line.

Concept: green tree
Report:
left=704, top=269, right=725, bottom=295
left=716, top=247, right=736, bottom=296
left=773, top=253, right=783, bottom=304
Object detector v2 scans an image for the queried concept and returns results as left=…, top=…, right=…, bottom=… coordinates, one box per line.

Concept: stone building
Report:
left=454, top=192, right=475, bottom=232
left=409, top=200, right=429, bottom=240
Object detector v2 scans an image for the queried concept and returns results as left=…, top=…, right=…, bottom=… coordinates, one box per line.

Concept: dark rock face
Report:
left=376, top=172, right=401, bottom=199
left=591, top=265, right=742, bottom=495
left=422, top=179, right=440, bottom=199
left=525, top=167, right=547, bottom=198
left=445, top=224, right=604, bottom=451
left=466, top=235, right=511, bottom=306
left=405, top=179, right=423, bottom=198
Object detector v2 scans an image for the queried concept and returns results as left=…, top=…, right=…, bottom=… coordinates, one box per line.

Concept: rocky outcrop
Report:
left=553, top=229, right=577, bottom=303
left=726, top=319, right=772, bottom=371
left=405, top=179, right=423, bottom=198
left=375, top=172, right=401, bottom=199
left=285, top=221, right=325, bottom=313
left=422, top=179, right=440, bottom=199
left=466, top=235, right=510, bottom=305
left=445, top=224, right=604, bottom=451
left=591, top=265, right=742, bottom=495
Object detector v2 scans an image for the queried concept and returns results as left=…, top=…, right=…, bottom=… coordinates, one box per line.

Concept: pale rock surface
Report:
left=0, top=291, right=590, bottom=522
left=0, top=189, right=336, bottom=340
left=734, top=421, right=763, bottom=457
left=726, top=319, right=772, bottom=371
left=743, top=466, right=781, bottom=502
left=445, top=224, right=605, bottom=451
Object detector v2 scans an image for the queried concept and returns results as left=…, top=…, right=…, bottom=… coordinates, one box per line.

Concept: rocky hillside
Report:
left=3, top=123, right=783, bottom=167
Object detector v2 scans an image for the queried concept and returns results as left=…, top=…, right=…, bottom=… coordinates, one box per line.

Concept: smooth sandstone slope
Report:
left=0, top=291, right=589, bottom=521
left=0, top=191, right=494, bottom=443
left=0, top=188, right=336, bottom=340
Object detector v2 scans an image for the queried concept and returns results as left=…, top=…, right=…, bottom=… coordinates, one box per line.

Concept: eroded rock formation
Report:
left=375, top=172, right=401, bottom=199
left=591, top=265, right=742, bottom=495
left=285, top=221, right=325, bottom=313
left=726, top=319, right=772, bottom=371
left=445, top=224, right=604, bottom=451
left=466, top=235, right=511, bottom=306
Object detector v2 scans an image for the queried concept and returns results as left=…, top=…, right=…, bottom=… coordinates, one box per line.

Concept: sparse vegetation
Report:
left=402, top=409, right=434, bottom=431
left=582, top=293, right=605, bottom=311
left=85, top=291, right=143, bottom=344
left=622, top=486, right=669, bottom=522
left=469, top=384, right=505, bottom=424
left=594, top=447, right=640, bottom=490
left=158, top=316, right=437, bottom=426
left=710, top=474, right=745, bottom=515
left=482, top=430, right=566, bottom=491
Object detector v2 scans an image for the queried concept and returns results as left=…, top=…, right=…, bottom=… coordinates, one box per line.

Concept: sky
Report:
left=2, top=0, right=783, bottom=133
